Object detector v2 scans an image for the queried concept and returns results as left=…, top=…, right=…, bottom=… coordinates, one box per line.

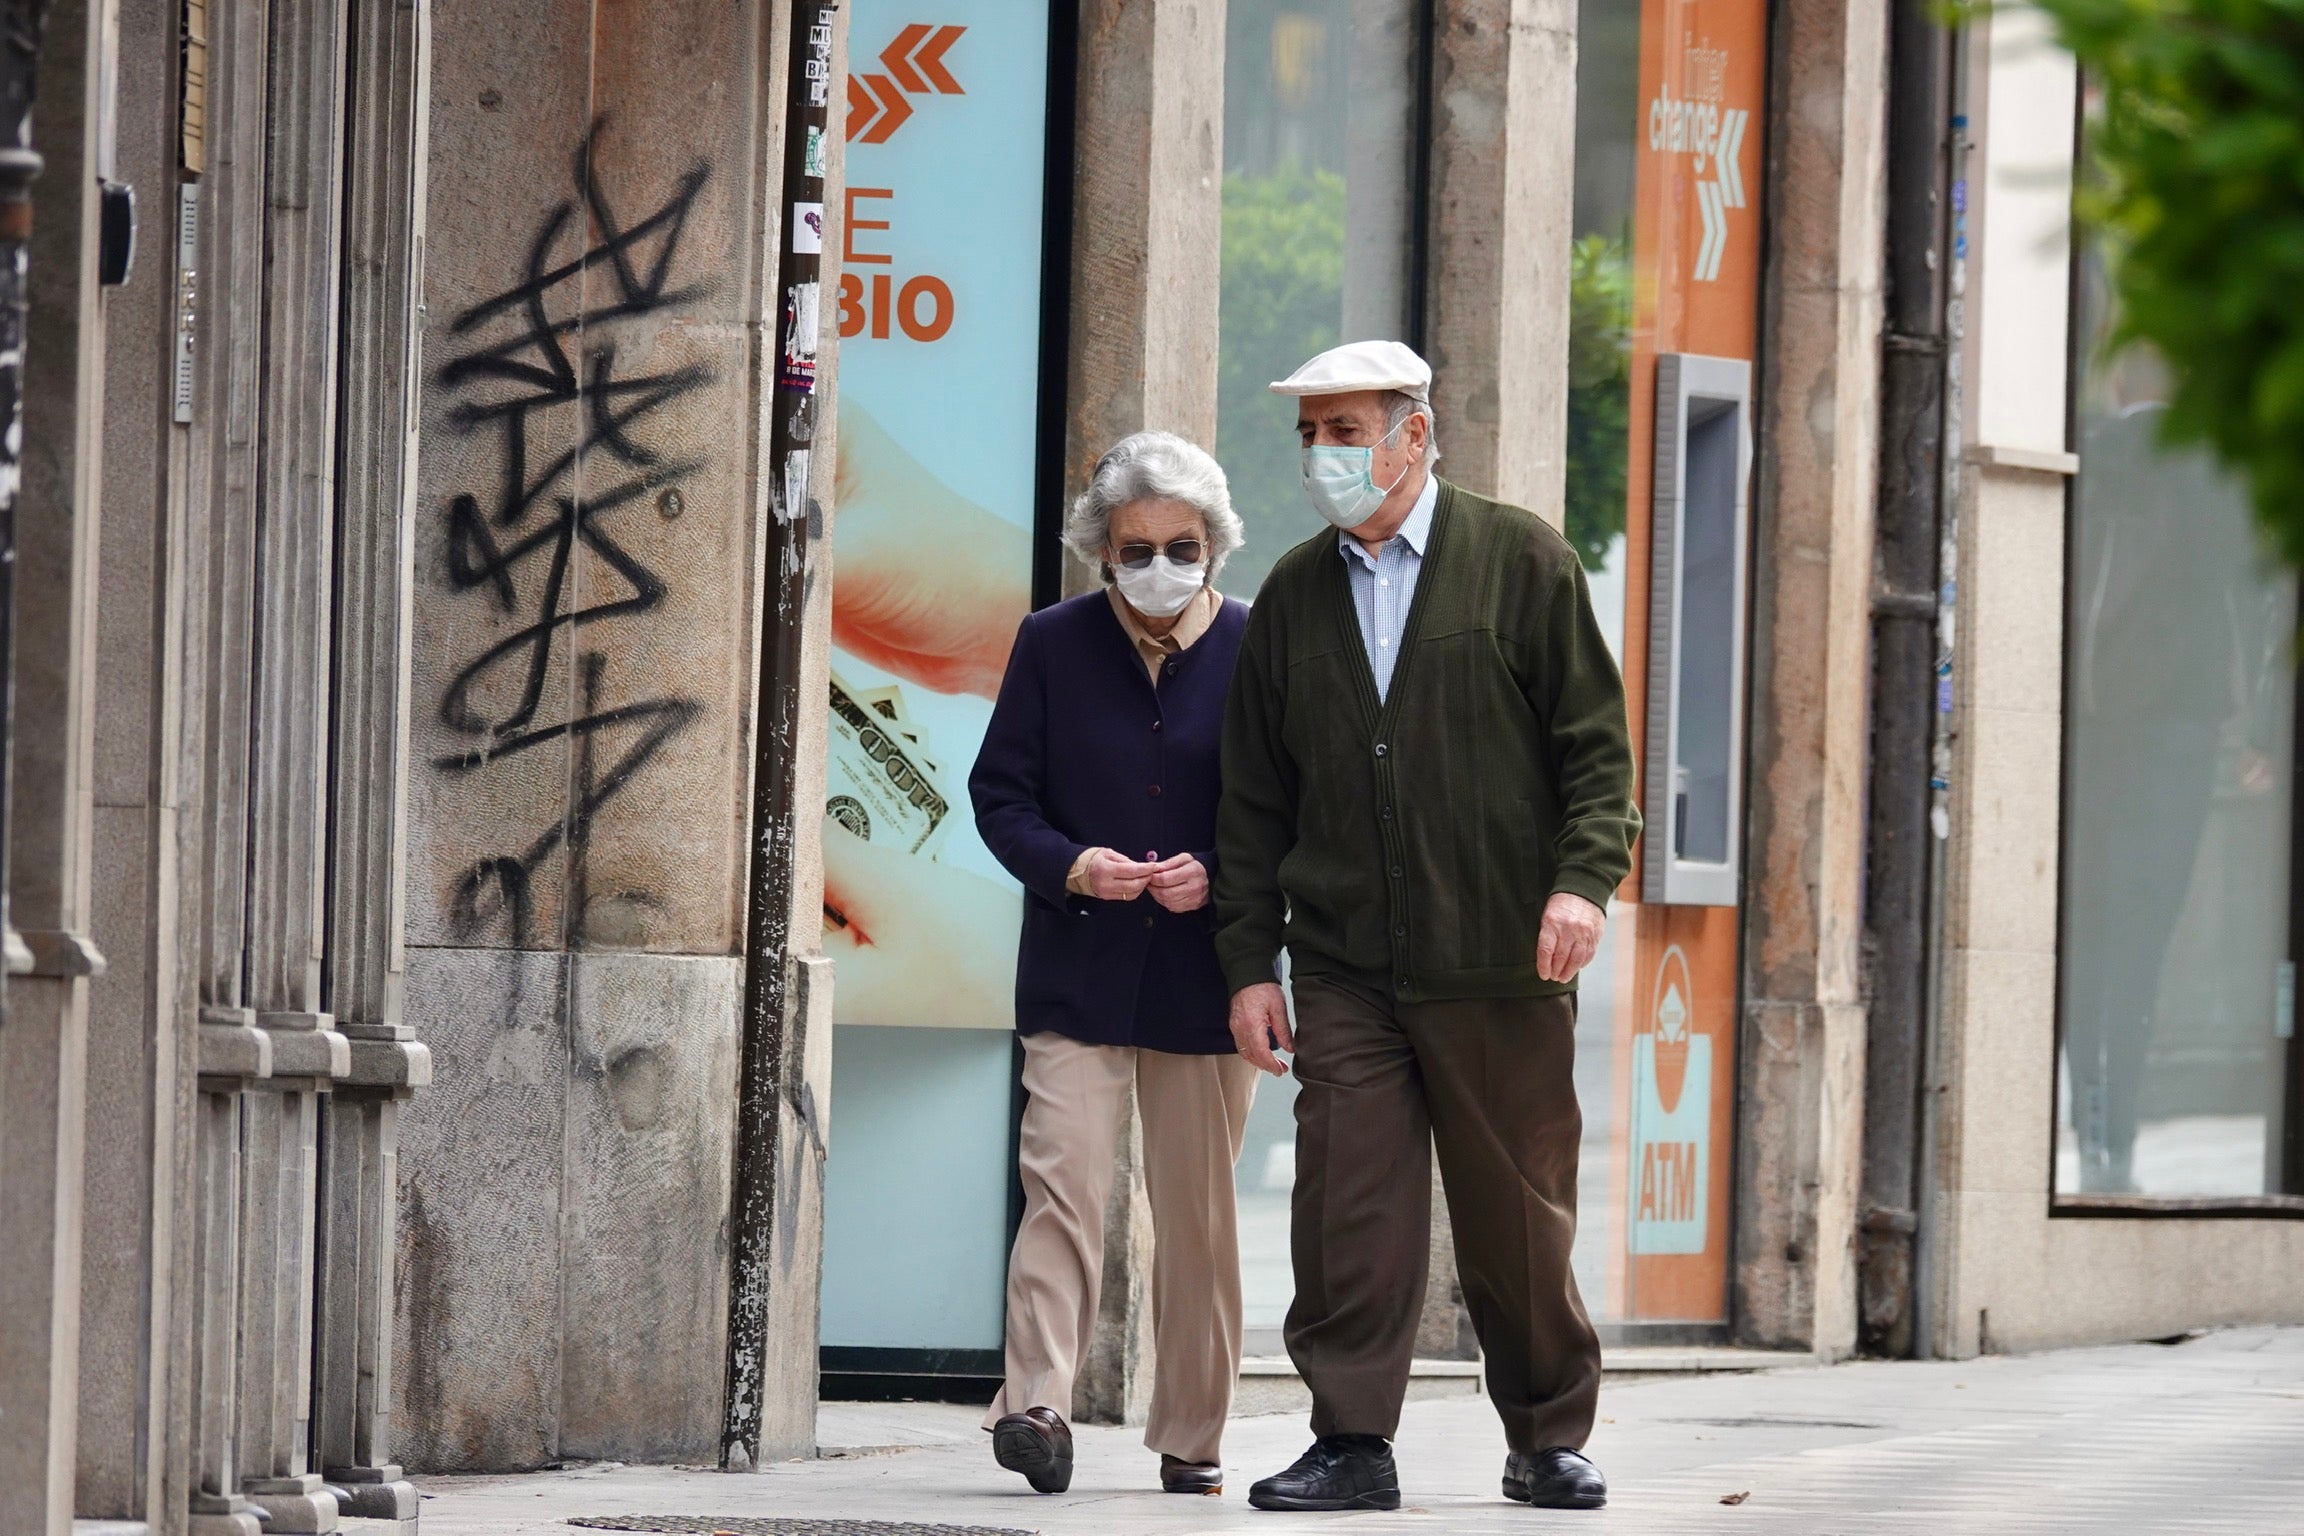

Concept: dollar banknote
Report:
left=827, top=673, right=950, bottom=856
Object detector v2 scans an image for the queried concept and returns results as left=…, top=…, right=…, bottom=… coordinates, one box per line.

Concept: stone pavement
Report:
left=409, top=1326, right=2304, bottom=1535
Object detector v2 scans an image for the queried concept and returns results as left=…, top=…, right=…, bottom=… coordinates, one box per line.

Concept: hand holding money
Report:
left=826, top=673, right=950, bottom=858
left=1080, top=848, right=1160, bottom=902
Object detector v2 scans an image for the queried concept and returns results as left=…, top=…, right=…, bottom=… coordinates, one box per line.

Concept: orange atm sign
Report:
left=1609, top=0, right=1766, bottom=1323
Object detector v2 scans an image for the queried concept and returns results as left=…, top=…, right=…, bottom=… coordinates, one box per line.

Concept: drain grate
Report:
left=570, top=1519, right=1036, bottom=1536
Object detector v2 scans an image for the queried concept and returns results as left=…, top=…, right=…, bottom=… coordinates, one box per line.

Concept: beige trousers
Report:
left=982, top=1030, right=1258, bottom=1464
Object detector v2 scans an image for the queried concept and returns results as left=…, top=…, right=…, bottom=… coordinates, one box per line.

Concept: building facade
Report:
left=0, top=5, right=2299, bottom=1535
left=1916, top=4, right=2304, bottom=1354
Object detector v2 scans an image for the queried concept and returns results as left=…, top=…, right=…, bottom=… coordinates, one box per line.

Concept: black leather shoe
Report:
left=991, top=1406, right=1073, bottom=1494
left=1248, top=1436, right=1401, bottom=1512
left=1160, top=1454, right=1223, bottom=1495
left=1503, top=1446, right=1607, bottom=1509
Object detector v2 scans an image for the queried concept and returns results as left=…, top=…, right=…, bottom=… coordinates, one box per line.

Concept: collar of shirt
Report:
left=1106, top=581, right=1220, bottom=684
left=1337, top=468, right=1440, bottom=571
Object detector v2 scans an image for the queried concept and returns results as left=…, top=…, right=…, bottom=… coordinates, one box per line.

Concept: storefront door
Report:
left=1572, top=0, right=1768, bottom=1331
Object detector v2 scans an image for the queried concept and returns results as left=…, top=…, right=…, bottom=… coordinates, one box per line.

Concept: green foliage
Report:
left=1216, top=167, right=1347, bottom=596
left=1565, top=233, right=1633, bottom=571
left=2023, top=0, right=2304, bottom=565
left=1215, top=175, right=1633, bottom=586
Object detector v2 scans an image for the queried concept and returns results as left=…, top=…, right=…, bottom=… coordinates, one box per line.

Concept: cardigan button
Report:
left=1373, top=742, right=1389, bottom=758
left=1147, top=784, right=1162, bottom=798
left=1144, top=915, right=1155, bottom=929
left=1151, top=719, right=1162, bottom=732
left=1380, top=805, right=1394, bottom=819
left=1391, top=866, right=1404, bottom=879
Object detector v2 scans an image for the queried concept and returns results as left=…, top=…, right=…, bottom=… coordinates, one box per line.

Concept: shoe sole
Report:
left=1248, top=1490, right=1402, bottom=1512
left=1161, top=1484, right=1223, bottom=1497
left=992, top=1425, right=1071, bottom=1494
left=1502, top=1477, right=1606, bottom=1510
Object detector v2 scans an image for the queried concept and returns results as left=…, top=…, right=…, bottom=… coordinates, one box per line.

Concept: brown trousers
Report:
left=1285, top=975, right=1601, bottom=1452
left=984, top=1031, right=1259, bottom=1463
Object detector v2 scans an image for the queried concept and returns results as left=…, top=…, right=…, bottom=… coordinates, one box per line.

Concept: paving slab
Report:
left=407, top=1325, right=2304, bottom=1535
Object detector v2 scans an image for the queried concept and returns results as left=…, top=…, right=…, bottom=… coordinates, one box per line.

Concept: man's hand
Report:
left=1536, top=891, right=1607, bottom=983
left=1146, top=853, right=1209, bottom=913
left=1080, top=848, right=1159, bottom=901
left=1228, top=982, right=1294, bottom=1076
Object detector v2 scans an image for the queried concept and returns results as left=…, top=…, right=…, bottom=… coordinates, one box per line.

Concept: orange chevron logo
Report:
left=846, top=22, right=964, bottom=143
left=847, top=73, right=913, bottom=144
left=881, top=22, right=964, bottom=95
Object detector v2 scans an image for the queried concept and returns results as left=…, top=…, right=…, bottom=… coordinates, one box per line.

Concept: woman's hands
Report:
left=1146, top=853, right=1208, bottom=912
left=1080, top=849, right=1209, bottom=911
left=1079, top=848, right=1157, bottom=900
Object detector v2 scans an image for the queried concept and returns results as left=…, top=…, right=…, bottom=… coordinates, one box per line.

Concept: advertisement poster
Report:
left=822, top=5, right=1046, bottom=1031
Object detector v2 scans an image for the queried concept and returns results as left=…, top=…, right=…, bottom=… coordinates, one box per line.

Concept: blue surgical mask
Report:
left=1300, top=422, right=1411, bottom=531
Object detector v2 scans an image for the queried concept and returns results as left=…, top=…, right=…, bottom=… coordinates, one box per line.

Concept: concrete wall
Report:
left=394, top=0, right=794, bottom=1469
left=1923, top=8, right=2304, bottom=1357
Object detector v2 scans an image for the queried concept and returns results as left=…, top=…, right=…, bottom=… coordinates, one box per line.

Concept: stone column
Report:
left=1065, top=0, right=1227, bottom=487
left=1425, top=0, right=1578, bottom=526
left=76, top=0, right=195, bottom=1520
left=174, top=0, right=348, bottom=1530
left=314, top=1, right=432, bottom=1522
left=234, top=1, right=357, bottom=1528
left=1404, top=0, right=1582, bottom=1363
left=1061, top=0, right=1228, bottom=1424
left=1733, top=0, right=1888, bottom=1360
left=394, top=0, right=817, bottom=1468
left=0, top=0, right=106, bottom=1530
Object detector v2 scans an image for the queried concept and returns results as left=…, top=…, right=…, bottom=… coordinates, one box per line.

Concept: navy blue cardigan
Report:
left=969, top=590, right=1249, bottom=1053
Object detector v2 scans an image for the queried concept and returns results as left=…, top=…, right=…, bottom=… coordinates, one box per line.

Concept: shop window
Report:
left=1214, top=0, right=1423, bottom=601
left=2055, top=206, right=2303, bottom=1202
left=1217, top=0, right=1427, bottom=1349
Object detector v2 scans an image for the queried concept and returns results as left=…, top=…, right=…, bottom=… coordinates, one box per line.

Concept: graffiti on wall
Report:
left=432, top=118, right=711, bottom=945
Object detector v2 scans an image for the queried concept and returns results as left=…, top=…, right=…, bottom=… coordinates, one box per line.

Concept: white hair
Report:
left=1064, top=430, right=1245, bottom=581
left=1383, top=390, right=1441, bottom=466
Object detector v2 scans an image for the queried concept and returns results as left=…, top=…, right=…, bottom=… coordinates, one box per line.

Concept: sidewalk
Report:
left=409, top=1326, right=2304, bottom=1535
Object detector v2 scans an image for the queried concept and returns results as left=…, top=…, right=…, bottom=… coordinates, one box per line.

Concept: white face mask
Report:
left=1110, top=553, right=1206, bottom=618
left=1301, top=420, right=1413, bottom=531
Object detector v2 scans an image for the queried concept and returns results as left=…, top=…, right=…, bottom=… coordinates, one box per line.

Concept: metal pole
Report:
left=0, top=0, right=53, bottom=1004
left=724, top=0, right=836, bottom=1471
left=1857, top=0, right=1953, bottom=1358
left=1910, top=28, right=1973, bottom=1363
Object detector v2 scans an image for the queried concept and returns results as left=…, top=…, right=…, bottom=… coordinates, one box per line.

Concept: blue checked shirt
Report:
left=1338, top=471, right=1440, bottom=703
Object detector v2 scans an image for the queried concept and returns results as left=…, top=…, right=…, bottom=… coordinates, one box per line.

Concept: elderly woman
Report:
left=968, top=431, right=1257, bottom=1498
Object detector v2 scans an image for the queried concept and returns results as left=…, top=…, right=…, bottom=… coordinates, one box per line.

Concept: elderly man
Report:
left=1213, top=340, right=1639, bottom=1513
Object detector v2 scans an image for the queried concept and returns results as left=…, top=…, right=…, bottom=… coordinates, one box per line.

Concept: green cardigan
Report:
left=1212, top=479, right=1640, bottom=1002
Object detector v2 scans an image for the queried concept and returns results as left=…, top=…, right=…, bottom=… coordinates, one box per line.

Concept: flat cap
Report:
left=1268, top=339, right=1432, bottom=403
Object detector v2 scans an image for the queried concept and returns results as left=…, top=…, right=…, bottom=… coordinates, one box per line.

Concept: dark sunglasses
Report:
left=1110, top=538, right=1206, bottom=570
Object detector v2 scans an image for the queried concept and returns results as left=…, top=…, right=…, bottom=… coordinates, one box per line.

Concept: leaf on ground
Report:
left=1721, top=1491, right=1751, bottom=1505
